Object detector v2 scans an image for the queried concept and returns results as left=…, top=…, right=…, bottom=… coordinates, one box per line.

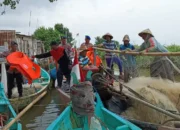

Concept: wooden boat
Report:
left=47, top=91, right=141, bottom=130
left=9, top=68, right=50, bottom=110
left=0, top=62, right=22, bottom=130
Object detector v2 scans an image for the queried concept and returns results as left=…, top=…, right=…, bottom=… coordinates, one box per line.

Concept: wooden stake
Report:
left=3, top=91, right=47, bottom=130
left=93, top=47, right=180, bottom=56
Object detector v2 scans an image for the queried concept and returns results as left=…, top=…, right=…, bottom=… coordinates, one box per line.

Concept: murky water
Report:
left=21, top=89, right=66, bottom=130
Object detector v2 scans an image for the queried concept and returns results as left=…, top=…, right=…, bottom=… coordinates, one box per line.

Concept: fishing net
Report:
left=119, top=77, right=180, bottom=126
left=70, top=81, right=95, bottom=116
left=150, top=57, right=174, bottom=81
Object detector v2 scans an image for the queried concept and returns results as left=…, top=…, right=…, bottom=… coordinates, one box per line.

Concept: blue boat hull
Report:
left=0, top=83, right=22, bottom=130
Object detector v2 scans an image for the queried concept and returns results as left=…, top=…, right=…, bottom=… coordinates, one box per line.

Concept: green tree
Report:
left=95, top=36, right=104, bottom=45
left=33, top=27, right=59, bottom=51
left=33, top=23, right=74, bottom=51
left=0, top=0, right=57, bottom=12
left=54, top=23, right=74, bottom=43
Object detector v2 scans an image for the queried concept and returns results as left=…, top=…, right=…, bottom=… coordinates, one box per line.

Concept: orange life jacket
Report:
left=86, top=47, right=102, bottom=67
left=50, top=47, right=64, bottom=62
left=6, top=52, right=41, bottom=84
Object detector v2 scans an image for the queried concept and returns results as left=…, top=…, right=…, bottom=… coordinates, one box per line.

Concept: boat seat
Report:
left=116, top=125, right=129, bottom=130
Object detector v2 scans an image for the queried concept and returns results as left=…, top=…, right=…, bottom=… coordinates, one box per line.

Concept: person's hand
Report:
left=125, top=48, right=132, bottom=52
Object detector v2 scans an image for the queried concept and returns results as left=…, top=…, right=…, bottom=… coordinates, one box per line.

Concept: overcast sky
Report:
left=0, top=0, right=180, bottom=47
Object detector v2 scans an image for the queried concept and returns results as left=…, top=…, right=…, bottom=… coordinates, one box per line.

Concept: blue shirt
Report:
left=120, top=43, right=136, bottom=67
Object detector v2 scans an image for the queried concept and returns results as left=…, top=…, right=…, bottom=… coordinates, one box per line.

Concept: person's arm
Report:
left=137, top=43, right=145, bottom=52
left=34, top=52, right=51, bottom=59
left=132, top=45, right=135, bottom=50
left=145, top=38, right=156, bottom=52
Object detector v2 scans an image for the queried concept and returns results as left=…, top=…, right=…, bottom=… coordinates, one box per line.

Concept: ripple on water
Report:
left=25, top=103, right=60, bottom=130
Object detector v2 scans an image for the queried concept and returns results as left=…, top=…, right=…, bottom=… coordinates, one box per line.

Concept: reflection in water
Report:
left=21, top=89, right=65, bottom=130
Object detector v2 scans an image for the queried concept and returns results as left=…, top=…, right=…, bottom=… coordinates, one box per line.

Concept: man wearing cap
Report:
left=0, top=41, right=23, bottom=98
left=138, top=28, right=174, bottom=81
left=32, top=41, right=71, bottom=90
left=120, top=35, right=138, bottom=82
left=80, top=35, right=93, bottom=48
left=99, top=33, right=123, bottom=78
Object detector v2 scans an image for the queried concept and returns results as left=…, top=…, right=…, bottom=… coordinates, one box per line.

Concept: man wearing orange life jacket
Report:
left=32, top=41, right=71, bottom=89
left=0, top=41, right=23, bottom=98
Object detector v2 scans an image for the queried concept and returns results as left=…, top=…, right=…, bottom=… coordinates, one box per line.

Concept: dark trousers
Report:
left=7, top=72, right=23, bottom=98
left=56, top=67, right=71, bottom=88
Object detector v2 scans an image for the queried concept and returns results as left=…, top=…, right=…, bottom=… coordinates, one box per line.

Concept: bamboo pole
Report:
left=3, top=91, right=47, bottom=130
left=93, top=47, right=180, bottom=56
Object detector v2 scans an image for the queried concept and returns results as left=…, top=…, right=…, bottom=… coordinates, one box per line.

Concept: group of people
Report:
left=35, top=28, right=175, bottom=92
left=0, top=28, right=175, bottom=99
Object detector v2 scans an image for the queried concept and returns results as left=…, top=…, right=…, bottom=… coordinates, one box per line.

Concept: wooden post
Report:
left=93, top=48, right=96, bottom=66
left=3, top=91, right=47, bottom=130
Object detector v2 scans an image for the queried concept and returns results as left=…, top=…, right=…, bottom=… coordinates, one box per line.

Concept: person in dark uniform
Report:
left=32, top=41, right=71, bottom=90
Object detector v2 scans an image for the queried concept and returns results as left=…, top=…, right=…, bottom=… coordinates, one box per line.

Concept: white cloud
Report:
left=0, top=0, right=180, bottom=47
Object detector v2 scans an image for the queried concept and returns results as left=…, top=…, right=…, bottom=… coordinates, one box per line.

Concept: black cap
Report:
left=11, top=41, right=18, bottom=46
left=50, top=41, right=58, bottom=46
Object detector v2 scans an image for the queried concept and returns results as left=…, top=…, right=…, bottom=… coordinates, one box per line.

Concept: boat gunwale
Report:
left=9, top=68, right=50, bottom=105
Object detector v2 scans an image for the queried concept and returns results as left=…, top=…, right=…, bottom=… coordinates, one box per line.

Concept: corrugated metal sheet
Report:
left=0, top=30, right=16, bottom=46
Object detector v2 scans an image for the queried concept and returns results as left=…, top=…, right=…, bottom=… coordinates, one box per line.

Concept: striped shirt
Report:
left=79, top=56, right=91, bottom=67
left=103, top=41, right=117, bottom=57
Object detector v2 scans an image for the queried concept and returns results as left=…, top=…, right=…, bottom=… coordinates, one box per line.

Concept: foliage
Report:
left=33, top=23, right=74, bottom=51
left=0, top=0, right=56, bottom=10
left=54, top=23, right=73, bottom=43
left=33, top=27, right=59, bottom=51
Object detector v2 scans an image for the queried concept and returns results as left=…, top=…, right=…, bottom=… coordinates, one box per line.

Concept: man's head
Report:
left=138, top=29, right=154, bottom=41
left=103, top=33, right=113, bottom=42
left=139, top=33, right=148, bottom=40
left=123, top=35, right=130, bottom=45
left=50, top=41, right=59, bottom=50
left=85, top=35, right=91, bottom=43
left=61, top=36, right=67, bottom=45
left=10, top=41, right=18, bottom=52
